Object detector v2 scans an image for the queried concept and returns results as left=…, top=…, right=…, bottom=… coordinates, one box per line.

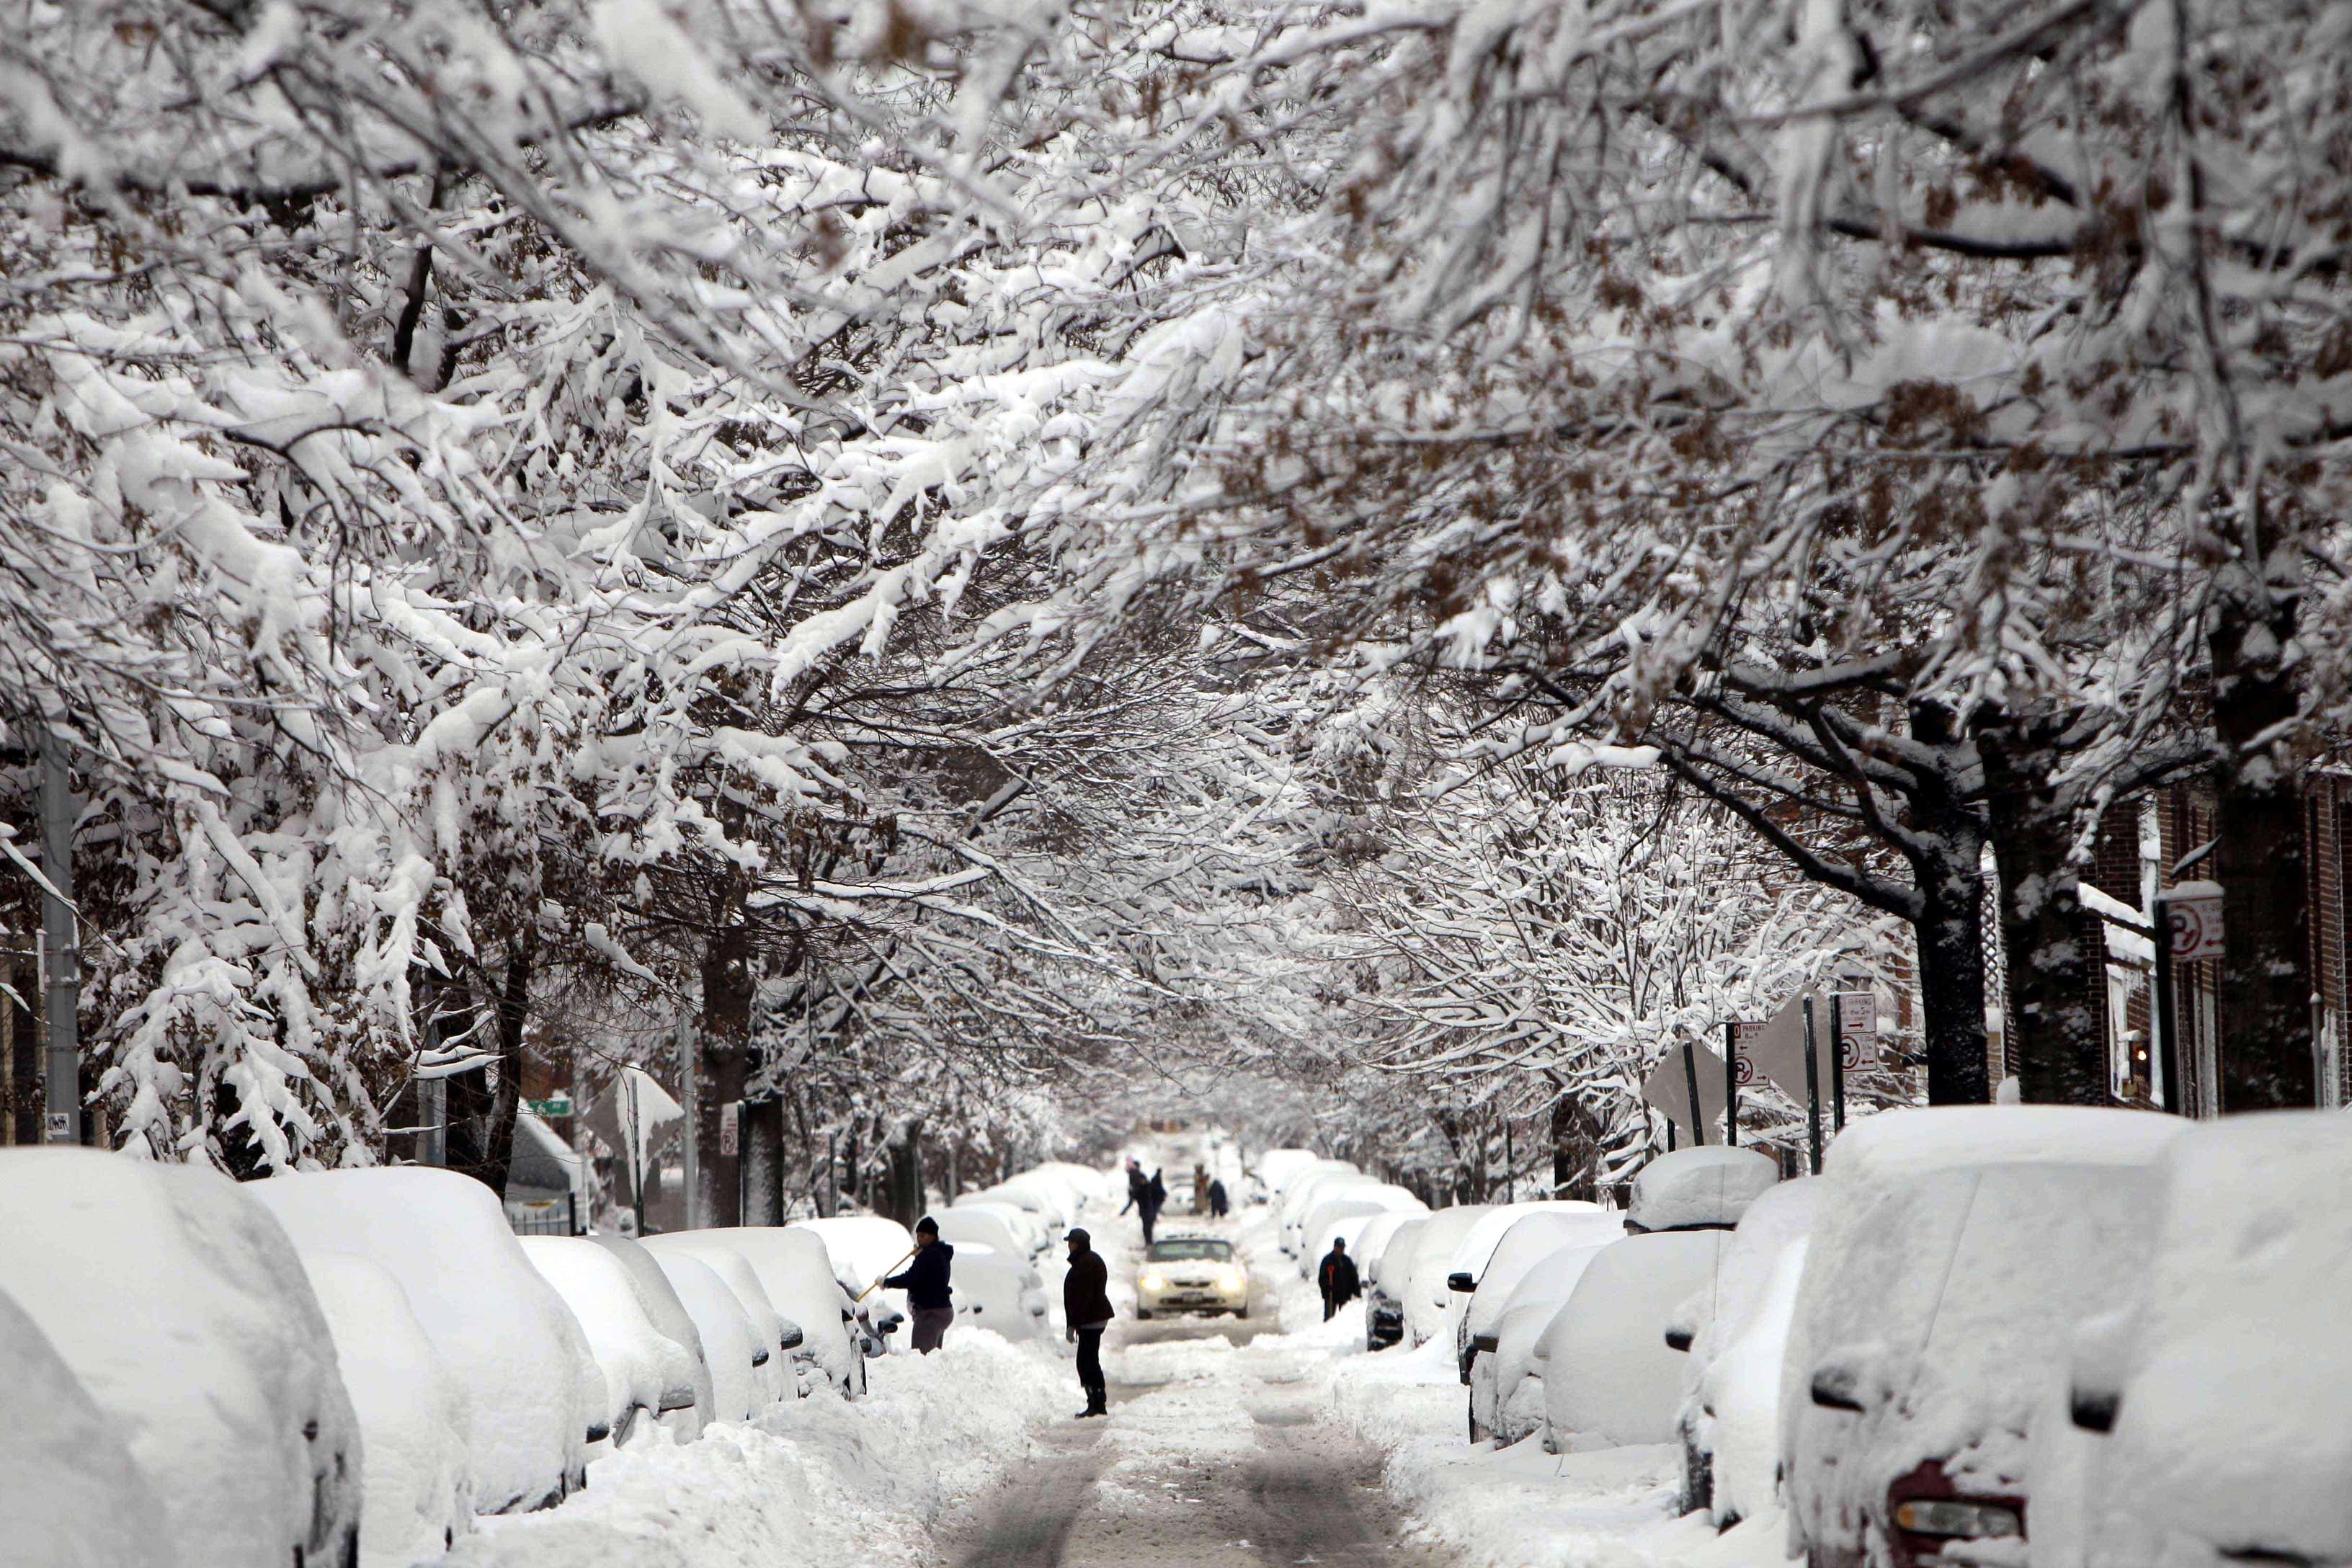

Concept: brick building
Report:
left=2021, top=771, right=2352, bottom=1114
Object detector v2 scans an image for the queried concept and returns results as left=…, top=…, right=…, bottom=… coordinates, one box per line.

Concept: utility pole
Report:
left=39, top=729, right=79, bottom=1146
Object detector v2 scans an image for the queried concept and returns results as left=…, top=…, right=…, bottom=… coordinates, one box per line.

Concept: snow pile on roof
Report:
left=520, top=1238, right=701, bottom=1453
left=2091, top=1112, right=2352, bottom=1568
left=300, top=1250, right=475, bottom=1567
left=1780, top=1113, right=2176, bottom=1561
left=0, top=1149, right=362, bottom=1564
left=248, top=1165, right=593, bottom=1513
left=441, top=1326, right=1064, bottom=1567
left=1627, top=1146, right=1778, bottom=1232
left=1540, top=1229, right=1732, bottom=1449
left=0, top=1285, right=174, bottom=1568
left=793, top=1215, right=917, bottom=1295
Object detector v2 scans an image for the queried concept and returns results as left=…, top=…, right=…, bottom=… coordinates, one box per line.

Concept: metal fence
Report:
left=505, top=1193, right=579, bottom=1237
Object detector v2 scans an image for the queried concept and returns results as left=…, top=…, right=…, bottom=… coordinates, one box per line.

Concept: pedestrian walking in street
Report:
left=1144, top=1166, right=1167, bottom=1244
left=1064, top=1226, right=1114, bottom=1418
left=1121, top=1157, right=1168, bottom=1246
left=883, top=1215, right=956, bottom=1353
left=1317, top=1236, right=1360, bottom=1322
left=1192, top=1162, right=1211, bottom=1215
left=1207, top=1177, right=1229, bottom=1218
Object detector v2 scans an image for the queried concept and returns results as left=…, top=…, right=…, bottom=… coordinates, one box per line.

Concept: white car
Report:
left=0, top=1284, right=176, bottom=1568
left=1458, top=1210, right=1626, bottom=1397
left=587, top=1234, right=718, bottom=1437
left=1473, top=1237, right=1614, bottom=1445
left=1362, top=1215, right=1430, bottom=1350
left=519, top=1237, right=704, bottom=1456
left=645, top=1228, right=867, bottom=1398
left=2051, top=1111, right=2352, bottom=1568
left=298, top=1251, right=475, bottom=1567
left=649, top=1248, right=798, bottom=1415
left=1136, top=1236, right=1251, bottom=1318
left=249, top=1164, right=594, bottom=1514
left=1443, top=1202, right=1611, bottom=1376
left=1672, top=1177, right=1819, bottom=1526
left=1537, top=1227, right=1732, bottom=1452
left=1401, top=1206, right=1495, bottom=1346
left=949, top=1247, right=1053, bottom=1342
left=0, top=1149, right=364, bottom=1562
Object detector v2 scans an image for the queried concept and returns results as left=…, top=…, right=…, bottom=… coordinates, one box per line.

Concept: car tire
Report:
left=1235, top=1306, right=1249, bottom=1319
left=1136, top=1309, right=1153, bottom=1320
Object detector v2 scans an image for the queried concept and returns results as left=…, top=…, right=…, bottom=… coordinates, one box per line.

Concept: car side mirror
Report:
left=1665, top=1325, right=1695, bottom=1353
left=2067, top=1309, right=2131, bottom=1433
left=1809, top=1344, right=1888, bottom=1413
left=1448, top=1272, right=1475, bottom=1293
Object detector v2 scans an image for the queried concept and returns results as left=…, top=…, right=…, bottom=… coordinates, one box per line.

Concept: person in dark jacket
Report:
left=883, top=1216, right=956, bottom=1353
left=1317, top=1237, right=1360, bottom=1322
left=1120, top=1158, right=1168, bottom=1247
left=1063, top=1226, right=1115, bottom=1417
left=1207, top=1177, right=1230, bottom=1219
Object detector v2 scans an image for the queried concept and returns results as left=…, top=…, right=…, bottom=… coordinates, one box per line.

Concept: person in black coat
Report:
left=1063, top=1227, right=1115, bottom=1417
left=1207, top=1177, right=1230, bottom=1219
left=883, top=1216, right=956, bottom=1352
left=1120, top=1158, right=1169, bottom=1246
left=1317, top=1237, right=1361, bottom=1322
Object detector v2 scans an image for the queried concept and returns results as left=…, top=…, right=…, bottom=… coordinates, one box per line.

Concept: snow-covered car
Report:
left=298, top=1251, right=475, bottom=1567
left=795, top=1214, right=916, bottom=1342
left=1471, top=1237, right=1615, bottom=1444
left=1781, top=1108, right=2182, bottom=1568
left=1027, top=1160, right=1118, bottom=1212
left=1363, top=1214, right=1430, bottom=1350
left=1672, top=1177, right=1819, bottom=1525
left=1297, top=1184, right=1425, bottom=1278
left=644, top=1227, right=867, bottom=1398
left=249, top=1164, right=594, bottom=1514
left=1626, top=1144, right=1780, bottom=1233
left=1257, top=1147, right=1322, bottom=1199
left=947, top=1247, right=1052, bottom=1342
left=587, top=1233, right=718, bottom=1437
left=949, top=1195, right=1052, bottom=1257
left=519, top=1237, right=704, bottom=1456
left=1458, top=1209, right=1625, bottom=1389
left=0, top=1283, right=177, bottom=1568
left=1443, top=1201, right=1611, bottom=1377
left=932, top=1206, right=1032, bottom=1261
left=1275, top=1161, right=1366, bottom=1254
left=649, top=1248, right=795, bottom=1417
left=1136, top=1235, right=1251, bottom=1318
left=1400, top=1204, right=1496, bottom=1346
left=2046, top=1111, right=2352, bottom=1568
left=0, top=1149, right=364, bottom=1563
left=1536, top=1227, right=1732, bottom=1453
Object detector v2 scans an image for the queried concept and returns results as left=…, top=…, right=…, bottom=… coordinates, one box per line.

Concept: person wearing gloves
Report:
left=1063, top=1227, right=1115, bottom=1417
left=883, top=1216, right=956, bottom=1353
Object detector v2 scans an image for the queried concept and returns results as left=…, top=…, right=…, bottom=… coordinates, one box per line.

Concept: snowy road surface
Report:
left=949, top=1309, right=1433, bottom=1567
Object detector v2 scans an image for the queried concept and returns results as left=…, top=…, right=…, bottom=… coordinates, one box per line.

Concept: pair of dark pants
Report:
left=1074, top=1326, right=1107, bottom=1412
left=911, top=1306, right=954, bottom=1353
left=1322, top=1295, right=1337, bottom=1322
left=1139, top=1204, right=1159, bottom=1246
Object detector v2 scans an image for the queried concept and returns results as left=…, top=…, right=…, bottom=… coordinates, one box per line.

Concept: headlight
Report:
left=1891, top=1500, right=2021, bottom=1539
left=1140, top=1269, right=1166, bottom=1291
left=1220, top=1266, right=1246, bottom=1290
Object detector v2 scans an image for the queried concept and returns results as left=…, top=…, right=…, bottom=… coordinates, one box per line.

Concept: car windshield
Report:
left=1147, top=1239, right=1233, bottom=1262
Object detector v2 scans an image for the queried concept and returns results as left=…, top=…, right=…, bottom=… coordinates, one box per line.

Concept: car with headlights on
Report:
left=1134, top=1237, right=1251, bottom=1319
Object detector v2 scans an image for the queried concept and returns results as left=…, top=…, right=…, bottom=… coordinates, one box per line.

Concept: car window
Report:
left=1146, top=1239, right=1233, bottom=1262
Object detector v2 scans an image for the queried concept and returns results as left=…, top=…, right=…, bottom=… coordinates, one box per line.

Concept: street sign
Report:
left=1729, top=1020, right=1767, bottom=1087
left=1642, top=1040, right=1730, bottom=1143
left=1835, top=992, right=1878, bottom=1070
left=526, top=1095, right=574, bottom=1118
left=2162, top=882, right=2224, bottom=963
left=43, top=1110, right=74, bottom=1144
left=1738, top=991, right=1815, bottom=1101
left=718, top=1100, right=740, bottom=1157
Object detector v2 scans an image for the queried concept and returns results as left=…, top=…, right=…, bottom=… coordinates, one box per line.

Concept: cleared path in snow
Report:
left=951, top=1239, right=1433, bottom=1568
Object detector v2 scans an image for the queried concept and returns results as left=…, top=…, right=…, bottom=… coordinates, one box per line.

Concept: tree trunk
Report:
left=883, top=1118, right=925, bottom=1226
left=452, top=934, right=533, bottom=1198
left=696, top=904, right=752, bottom=1226
left=1550, top=1096, right=1600, bottom=1199
left=741, top=1098, right=785, bottom=1224
left=2208, top=560, right=2317, bottom=1110
left=1912, top=827, right=1992, bottom=1105
left=1978, top=713, right=2108, bottom=1105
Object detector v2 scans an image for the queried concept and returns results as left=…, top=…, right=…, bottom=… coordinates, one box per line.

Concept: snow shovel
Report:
left=855, top=1245, right=917, bottom=1302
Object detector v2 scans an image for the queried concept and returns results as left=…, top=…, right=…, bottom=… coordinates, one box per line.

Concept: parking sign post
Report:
left=1724, top=1023, right=1739, bottom=1146
left=1801, top=994, right=1823, bottom=1175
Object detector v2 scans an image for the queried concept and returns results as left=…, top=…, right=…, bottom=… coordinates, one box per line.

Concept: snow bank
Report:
left=1628, top=1146, right=1779, bottom=1232
left=519, top=1238, right=702, bottom=1455
left=0, top=1149, right=362, bottom=1564
left=0, top=1284, right=174, bottom=1568
left=300, top=1251, right=475, bottom=1567
left=437, top=1330, right=1064, bottom=1568
left=248, top=1166, right=592, bottom=1513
